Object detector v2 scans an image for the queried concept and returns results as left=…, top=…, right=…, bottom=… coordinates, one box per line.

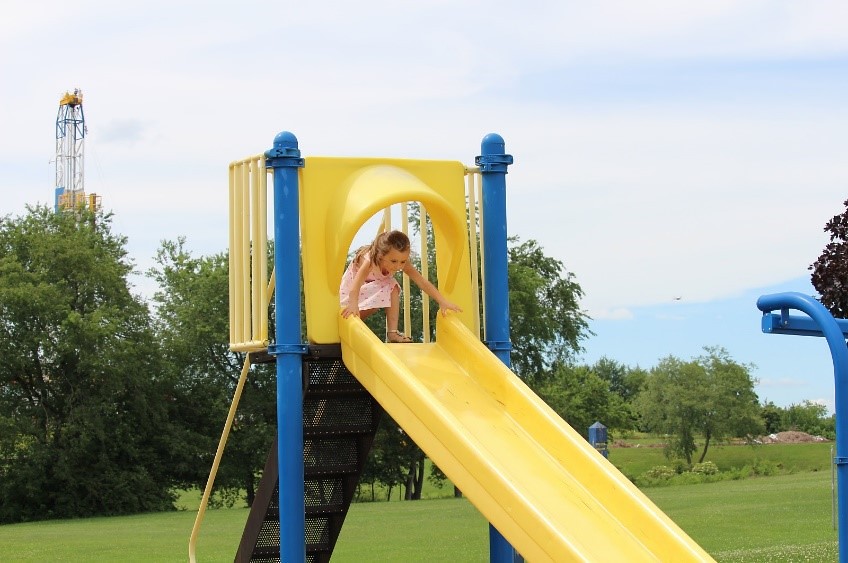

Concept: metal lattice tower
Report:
left=54, top=88, right=97, bottom=212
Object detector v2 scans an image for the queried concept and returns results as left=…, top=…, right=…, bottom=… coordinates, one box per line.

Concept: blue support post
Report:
left=265, top=131, right=307, bottom=562
left=476, top=133, right=522, bottom=563
left=756, top=291, right=848, bottom=563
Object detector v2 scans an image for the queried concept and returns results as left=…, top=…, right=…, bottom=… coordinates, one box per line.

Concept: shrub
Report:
left=670, top=459, right=689, bottom=474
left=749, top=459, right=780, bottom=476
left=642, top=465, right=675, bottom=481
left=634, top=467, right=670, bottom=487
left=692, top=461, right=719, bottom=475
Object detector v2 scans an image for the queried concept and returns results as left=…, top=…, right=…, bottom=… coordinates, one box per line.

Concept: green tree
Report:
left=148, top=238, right=276, bottom=507
left=507, top=238, right=591, bottom=382
left=0, top=207, right=173, bottom=523
left=590, top=357, right=647, bottom=404
left=635, top=347, right=762, bottom=465
left=635, top=356, right=703, bottom=464
left=760, top=401, right=783, bottom=434
left=535, top=363, right=632, bottom=437
left=694, top=347, right=763, bottom=462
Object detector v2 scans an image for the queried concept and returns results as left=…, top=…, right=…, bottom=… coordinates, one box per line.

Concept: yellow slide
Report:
left=339, top=314, right=715, bottom=563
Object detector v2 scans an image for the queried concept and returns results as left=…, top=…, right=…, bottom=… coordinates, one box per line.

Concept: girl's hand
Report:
left=438, top=299, right=463, bottom=316
left=341, top=304, right=359, bottom=319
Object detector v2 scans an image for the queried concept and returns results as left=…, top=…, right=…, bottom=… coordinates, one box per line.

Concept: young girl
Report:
left=340, top=230, right=462, bottom=343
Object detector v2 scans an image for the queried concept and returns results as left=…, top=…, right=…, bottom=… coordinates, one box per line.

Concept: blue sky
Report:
left=1, top=1, right=846, bottom=410
left=580, top=276, right=840, bottom=412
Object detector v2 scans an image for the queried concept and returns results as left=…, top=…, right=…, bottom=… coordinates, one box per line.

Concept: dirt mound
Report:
left=757, top=431, right=828, bottom=444
left=612, top=440, right=663, bottom=448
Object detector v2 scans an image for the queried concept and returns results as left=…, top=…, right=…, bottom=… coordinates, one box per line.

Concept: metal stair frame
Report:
left=235, top=344, right=382, bottom=563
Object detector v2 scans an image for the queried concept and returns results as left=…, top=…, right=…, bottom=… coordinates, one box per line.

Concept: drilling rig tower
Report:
left=54, top=89, right=99, bottom=212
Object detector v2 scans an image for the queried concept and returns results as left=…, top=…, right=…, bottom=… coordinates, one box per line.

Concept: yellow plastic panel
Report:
left=339, top=313, right=715, bottom=562
left=300, top=157, right=475, bottom=343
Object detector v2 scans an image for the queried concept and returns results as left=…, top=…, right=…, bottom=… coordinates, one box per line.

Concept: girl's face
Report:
left=378, top=248, right=410, bottom=274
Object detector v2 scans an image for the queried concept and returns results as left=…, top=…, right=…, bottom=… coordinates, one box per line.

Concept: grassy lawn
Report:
left=336, top=471, right=839, bottom=562
left=648, top=471, right=837, bottom=562
left=334, top=499, right=489, bottom=562
left=0, top=444, right=840, bottom=562
left=0, top=508, right=250, bottom=562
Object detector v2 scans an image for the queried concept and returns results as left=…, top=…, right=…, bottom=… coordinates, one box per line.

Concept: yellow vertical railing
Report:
left=228, top=155, right=271, bottom=352
left=465, top=168, right=483, bottom=339
left=251, top=157, right=269, bottom=342
left=400, top=202, right=411, bottom=337
left=228, top=165, right=237, bottom=344
left=420, top=202, right=431, bottom=342
left=240, top=162, right=251, bottom=339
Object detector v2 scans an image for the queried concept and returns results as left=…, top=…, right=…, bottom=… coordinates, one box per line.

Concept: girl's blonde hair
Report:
left=354, top=230, right=411, bottom=268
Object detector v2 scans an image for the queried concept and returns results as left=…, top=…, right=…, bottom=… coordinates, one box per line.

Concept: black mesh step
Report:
left=304, top=396, right=376, bottom=426
left=304, top=437, right=359, bottom=476
left=305, top=477, right=344, bottom=507
left=304, top=385, right=370, bottom=397
left=303, top=391, right=377, bottom=440
left=305, top=505, right=344, bottom=515
left=235, top=344, right=381, bottom=563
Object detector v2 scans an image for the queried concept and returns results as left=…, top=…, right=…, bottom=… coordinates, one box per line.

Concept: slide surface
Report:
left=339, top=314, right=715, bottom=562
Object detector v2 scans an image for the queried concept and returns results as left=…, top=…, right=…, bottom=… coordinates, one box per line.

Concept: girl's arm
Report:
left=341, top=261, right=372, bottom=318
left=402, top=264, right=463, bottom=316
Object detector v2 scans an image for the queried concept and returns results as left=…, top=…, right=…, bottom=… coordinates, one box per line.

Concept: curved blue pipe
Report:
left=757, top=291, right=847, bottom=562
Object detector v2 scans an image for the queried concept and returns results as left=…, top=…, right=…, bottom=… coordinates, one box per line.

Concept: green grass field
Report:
left=0, top=445, right=840, bottom=562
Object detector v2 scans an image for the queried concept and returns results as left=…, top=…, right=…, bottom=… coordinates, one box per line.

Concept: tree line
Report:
left=0, top=204, right=840, bottom=521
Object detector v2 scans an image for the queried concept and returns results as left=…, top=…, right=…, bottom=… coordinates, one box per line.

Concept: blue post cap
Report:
left=476, top=133, right=514, bottom=172
left=481, top=133, right=506, bottom=155
left=265, top=131, right=302, bottom=159
left=590, top=421, right=607, bottom=430
left=265, top=131, right=304, bottom=167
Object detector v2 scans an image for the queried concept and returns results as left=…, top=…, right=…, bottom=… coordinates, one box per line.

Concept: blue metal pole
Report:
left=265, top=131, right=307, bottom=562
left=476, top=133, right=522, bottom=563
left=756, top=291, right=848, bottom=563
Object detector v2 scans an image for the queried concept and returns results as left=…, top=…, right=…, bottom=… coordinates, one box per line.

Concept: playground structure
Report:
left=757, top=292, right=848, bottom=563
left=189, top=132, right=716, bottom=562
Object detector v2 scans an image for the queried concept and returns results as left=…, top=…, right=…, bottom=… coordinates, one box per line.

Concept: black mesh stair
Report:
left=235, top=344, right=382, bottom=563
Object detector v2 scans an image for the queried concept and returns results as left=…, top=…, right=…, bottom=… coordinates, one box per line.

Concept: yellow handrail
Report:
left=190, top=267, right=275, bottom=557
left=188, top=356, right=252, bottom=563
